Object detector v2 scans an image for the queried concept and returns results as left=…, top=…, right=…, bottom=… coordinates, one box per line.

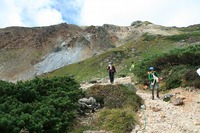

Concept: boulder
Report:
left=78, top=97, right=100, bottom=114
left=170, top=96, right=183, bottom=106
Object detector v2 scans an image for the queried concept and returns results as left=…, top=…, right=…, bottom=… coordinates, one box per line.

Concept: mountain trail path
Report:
left=80, top=76, right=200, bottom=133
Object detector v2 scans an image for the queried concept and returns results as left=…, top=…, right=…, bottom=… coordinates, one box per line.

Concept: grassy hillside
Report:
left=43, top=25, right=200, bottom=89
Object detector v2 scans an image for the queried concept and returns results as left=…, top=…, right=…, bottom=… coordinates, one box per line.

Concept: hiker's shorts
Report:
left=150, top=82, right=159, bottom=90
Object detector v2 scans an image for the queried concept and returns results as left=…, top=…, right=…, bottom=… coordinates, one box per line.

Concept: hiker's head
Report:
left=109, top=62, right=113, bottom=65
left=149, top=67, right=154, bottom=71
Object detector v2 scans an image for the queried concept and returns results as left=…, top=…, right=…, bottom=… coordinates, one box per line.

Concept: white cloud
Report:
left=0, top=0, right=64, bottom=28
left=33, top=8, right=63, bottom=26
left=80, top=0, right=166, bottom=26
left=16, top=0, right=64, bottom=27
left=80, top=0, right=200, bottom=27
left=0, top=0, right=24, bottom=27
left=0, top=0, right=200, bottom=28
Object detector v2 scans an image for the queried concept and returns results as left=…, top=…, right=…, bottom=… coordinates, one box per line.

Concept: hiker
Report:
left=107, top=62, right=116, bottom=84
left=129, top=61, right=135, bottom=71
left=129, top=61, right=136, bottom=83
left=148, top=67, right=160, bottom=100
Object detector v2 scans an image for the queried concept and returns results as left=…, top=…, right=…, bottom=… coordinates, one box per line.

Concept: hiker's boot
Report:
left=156, top=90, right=160, bottom=98
left=152, top=96, right=154, bottom=100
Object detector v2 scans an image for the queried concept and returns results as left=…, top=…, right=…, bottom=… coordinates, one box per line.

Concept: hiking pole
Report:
left=141, top=104, right=146, bottom=133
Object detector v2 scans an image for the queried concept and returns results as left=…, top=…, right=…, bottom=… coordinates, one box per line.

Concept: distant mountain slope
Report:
left=0, top=21, right=182, bottom=82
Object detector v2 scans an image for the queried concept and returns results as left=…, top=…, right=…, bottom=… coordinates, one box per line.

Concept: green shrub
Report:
left=166, top=31, right=200, bottom=42
left=0, top=76, right=84, bottom=133
left=183, top=68, right=200, bottom=88
left=143, top=33, right=156, bottom=41
left=0, top=80, right=15, bottom=97
left=76, top=84, right=143, bottom=132
left=117, top=73, right=127, bottom=77
left=193, top=80, right=200, bottom=88
left=96, top=108, right=137, bottom=133
left=165, top=77, right=182, bottom=89
left=85, top=84, right=142, bottom=110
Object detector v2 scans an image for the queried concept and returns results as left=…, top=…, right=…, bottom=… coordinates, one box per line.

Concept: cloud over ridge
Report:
left=0, top=0, right=200, bottom=28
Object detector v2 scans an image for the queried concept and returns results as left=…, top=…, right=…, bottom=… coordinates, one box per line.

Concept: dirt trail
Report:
left=133, top=89, right=200, bottom=133
left=81, top=76, right=200, bottom=133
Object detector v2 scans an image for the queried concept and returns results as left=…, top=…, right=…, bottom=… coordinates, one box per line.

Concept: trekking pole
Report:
left=141, top=104, right=146, bottom=133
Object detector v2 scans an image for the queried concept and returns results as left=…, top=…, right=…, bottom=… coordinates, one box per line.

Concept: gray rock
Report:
left=78, top=97, right=100, bottom=114
left=170, top=96, right=183, bottom=106
left=161, top=93, right=174, bottom=102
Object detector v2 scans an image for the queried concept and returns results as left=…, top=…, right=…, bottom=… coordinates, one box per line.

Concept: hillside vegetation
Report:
left=135, top=44, right=200, bottom=90
left=44, top=24, right=200, bottom=90
left=0, top=76, right=84, bottom=133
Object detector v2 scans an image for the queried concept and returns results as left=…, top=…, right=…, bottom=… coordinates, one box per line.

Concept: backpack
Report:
left=108, top=65, right=115, bottom=72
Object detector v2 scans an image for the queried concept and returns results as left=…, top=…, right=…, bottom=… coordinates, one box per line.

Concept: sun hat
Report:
left=149, top=67, right=154, bottom=71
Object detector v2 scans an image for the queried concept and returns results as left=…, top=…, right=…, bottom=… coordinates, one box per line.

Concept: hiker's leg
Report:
left=109, top=72, right=112, bottom=83
left=111, top=72, right=114, bottom=83
left=152, top=88, right=154, bottom=100
left=155, top=83, right=160, bottom=98
left=156, top=89, right=159, bottom=98
left=151, top=85, right=155, bottom=100
left=112, top=72, right=115, bottom=83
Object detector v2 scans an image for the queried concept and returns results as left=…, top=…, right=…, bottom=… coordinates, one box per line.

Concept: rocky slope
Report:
left=133, top=88, right=200, bottom=133
left=0, top=21, right=179, bottom=82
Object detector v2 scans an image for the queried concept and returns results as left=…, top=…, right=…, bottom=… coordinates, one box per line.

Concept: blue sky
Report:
left=0, top=0, right=200, bottom=28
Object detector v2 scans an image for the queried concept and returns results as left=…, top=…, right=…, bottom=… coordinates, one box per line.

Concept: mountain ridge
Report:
left=0, top=21, right=190, bottom=82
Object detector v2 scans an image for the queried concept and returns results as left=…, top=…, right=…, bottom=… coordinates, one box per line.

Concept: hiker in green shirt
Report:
left=148, top=67, right=160, bottom=100
left=129, top=61, right=135, bottom=71
left=129, top=61, right=136, bottom=83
